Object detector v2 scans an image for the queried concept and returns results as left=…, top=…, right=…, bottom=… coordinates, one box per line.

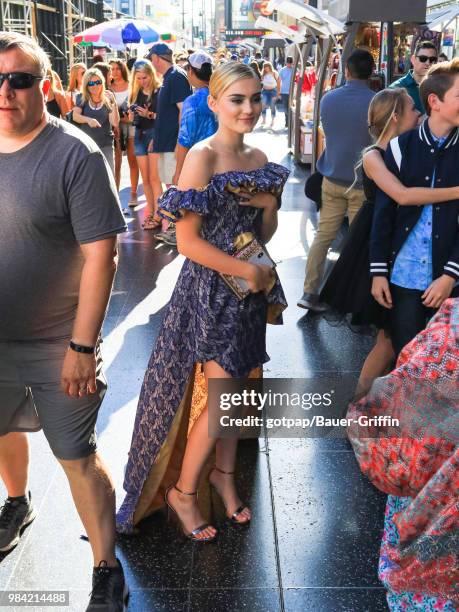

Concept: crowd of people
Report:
left=0, top=28, right=457, bottom=612
left=302, top=43, right=459, bottom=611
left=34, top=46, right=292, bottom=246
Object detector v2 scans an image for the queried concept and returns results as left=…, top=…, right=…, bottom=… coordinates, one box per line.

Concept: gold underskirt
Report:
left=132, top=363, right=261, bottom=528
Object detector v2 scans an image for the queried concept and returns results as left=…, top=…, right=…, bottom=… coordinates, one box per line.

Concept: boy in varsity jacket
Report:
left=370, top=59, right=459, bottom=355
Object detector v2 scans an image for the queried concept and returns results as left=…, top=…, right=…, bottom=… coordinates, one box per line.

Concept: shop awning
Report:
left=427, top=5, right=459, bottom=31
left=267, top=0, right=345, bottom=36
left=238, top=41, right=262, bottom=52
left=262, top=32, right=288, bottom=49
left=255, top=16, right=307, bottom=43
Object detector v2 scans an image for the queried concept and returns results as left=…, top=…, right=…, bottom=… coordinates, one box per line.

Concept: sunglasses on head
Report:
left=416, top=55, right=437, bottom=64
left=88, top=79, right=103, bottom=87
left=0, top=72, right=42, bottom=89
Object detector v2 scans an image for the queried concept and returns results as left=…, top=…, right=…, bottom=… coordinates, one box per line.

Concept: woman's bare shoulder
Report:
left=188, top=140, right=218, bottom=168
left=246, top=147, right=268, bottom=168
left=179, top=143, right=217, bottom=189
left=362, top=147, right=384, bottom=173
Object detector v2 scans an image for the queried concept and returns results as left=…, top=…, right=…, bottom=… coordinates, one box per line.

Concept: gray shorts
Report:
left=0, top=339, right=106, bottom=460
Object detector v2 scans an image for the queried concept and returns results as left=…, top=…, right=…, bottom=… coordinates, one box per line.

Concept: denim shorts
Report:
left=134, top=127, right=155, bottom=156
left=120, top=122, right=135, bottom=140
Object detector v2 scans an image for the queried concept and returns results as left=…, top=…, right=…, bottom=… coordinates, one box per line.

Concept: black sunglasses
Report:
left=416, top=55, right=437, bottom=64
left=0, top=72, right=43, bottom=89
left=88, top=79, right=103, bottom=87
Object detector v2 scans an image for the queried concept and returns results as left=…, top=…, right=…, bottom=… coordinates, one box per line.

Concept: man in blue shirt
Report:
left=298, top=49, right=375, bottom=312
left=240, top=50, right=250, bottom=65
left=279, top=56, right=294, bottom=128
left=147, top=43, right=192, bottom=245
left=175, top=51, right=218, bottom=179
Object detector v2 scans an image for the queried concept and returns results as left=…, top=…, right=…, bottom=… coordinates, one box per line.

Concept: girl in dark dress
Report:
left=320, top=88, right=459, bottom=393
left=117, top=63, right=289, bottom=540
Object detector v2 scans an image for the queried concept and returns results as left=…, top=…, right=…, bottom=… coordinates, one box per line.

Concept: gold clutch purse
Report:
left=220, top=238, right=276, bottom=300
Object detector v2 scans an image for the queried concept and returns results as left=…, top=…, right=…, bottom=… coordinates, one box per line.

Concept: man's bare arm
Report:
left=61, top=236, right=118, bottom=397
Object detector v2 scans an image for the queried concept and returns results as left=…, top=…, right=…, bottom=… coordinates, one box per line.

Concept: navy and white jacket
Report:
left=369, top=120, right=459, bottom=281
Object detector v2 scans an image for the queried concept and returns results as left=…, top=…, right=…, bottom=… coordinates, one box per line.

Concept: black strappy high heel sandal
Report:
left=208, top=466, right=251, bottom=526
left=164, top=484, right=217, bottom=543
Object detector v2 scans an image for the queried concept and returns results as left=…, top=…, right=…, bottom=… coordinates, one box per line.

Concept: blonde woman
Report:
left=128, top=59, right=162, bottom=229
left=319, top=88, right=459, bottom=392
left=66, top=62, right=86, bottom=107
left=109, top=59, right=139, bottom=199
left=45, top=69, right=68, bottom=118
left=260, top=61, right=280, bottom=127
left=72, top=67, right=119, bottom=176
left=117, top=63, right=289, bottom=540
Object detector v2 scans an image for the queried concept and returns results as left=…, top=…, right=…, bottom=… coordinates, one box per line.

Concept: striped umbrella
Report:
left=73, top=19, right=160, bottom=47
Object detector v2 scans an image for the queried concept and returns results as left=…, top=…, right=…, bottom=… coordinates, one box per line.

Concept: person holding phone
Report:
left=128, top=59, right=162, bottom=229
left=109, top=59, right=139, bottom=201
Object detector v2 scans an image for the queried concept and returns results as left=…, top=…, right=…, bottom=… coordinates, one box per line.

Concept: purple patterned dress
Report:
left=116, top=162, right=289, bottom=534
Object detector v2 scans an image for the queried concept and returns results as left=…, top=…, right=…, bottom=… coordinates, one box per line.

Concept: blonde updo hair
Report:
left=209, top=62, right=259, bottom=99
left=349, top=87, right=409, bottom=191
left=368, top=87, right=408, bottom=145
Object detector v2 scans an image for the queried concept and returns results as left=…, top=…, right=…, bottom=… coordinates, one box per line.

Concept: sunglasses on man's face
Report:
left=88, top=79, right=103, bottom=87
left=0, top=72, right=42, bottom=89
left=416, top=55, right=437, bottom=64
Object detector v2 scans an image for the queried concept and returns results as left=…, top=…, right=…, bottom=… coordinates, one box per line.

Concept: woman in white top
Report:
left=110, top=60, right=139, bottom=202
left=260, top=61, right=280, bottom=128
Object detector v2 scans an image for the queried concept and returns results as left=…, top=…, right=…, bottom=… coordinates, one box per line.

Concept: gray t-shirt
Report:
left=0, top=116, right=127, bottom=341
left=75, top=94, right=114, bottom=150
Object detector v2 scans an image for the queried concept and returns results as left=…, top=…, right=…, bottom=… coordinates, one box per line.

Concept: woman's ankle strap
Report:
left=213, top=466, right=235, bottom=475
left=174, top=484, right=197, bottom=496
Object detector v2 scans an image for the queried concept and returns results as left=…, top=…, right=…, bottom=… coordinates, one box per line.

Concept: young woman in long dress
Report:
left=117, top=62, right=289, bottom=540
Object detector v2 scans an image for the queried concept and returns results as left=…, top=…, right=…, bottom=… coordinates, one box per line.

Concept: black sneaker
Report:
left=0, top=491, right=36, bottom=552
left=86, top=559, right=129, bottom=612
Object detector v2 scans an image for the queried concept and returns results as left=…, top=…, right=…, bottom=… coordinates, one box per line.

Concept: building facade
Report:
left=0, top=0, right=104, bottom=82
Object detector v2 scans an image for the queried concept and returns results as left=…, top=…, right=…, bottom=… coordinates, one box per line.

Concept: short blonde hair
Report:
left=0, top=31, right=50, bottom=77
left=209, top=62, right=258, bottom=99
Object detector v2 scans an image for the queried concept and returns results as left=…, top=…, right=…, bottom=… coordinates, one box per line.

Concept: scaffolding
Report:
left=0, top=0, right=104, bottom=83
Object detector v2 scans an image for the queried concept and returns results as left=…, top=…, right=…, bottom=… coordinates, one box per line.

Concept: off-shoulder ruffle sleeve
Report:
left=158, top=186, right=211, bottom=223
left=212, top=162, right=290, bottom=201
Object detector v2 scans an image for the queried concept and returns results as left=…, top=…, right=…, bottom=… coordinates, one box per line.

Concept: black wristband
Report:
left=69, top=340, right=95, bottom=354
